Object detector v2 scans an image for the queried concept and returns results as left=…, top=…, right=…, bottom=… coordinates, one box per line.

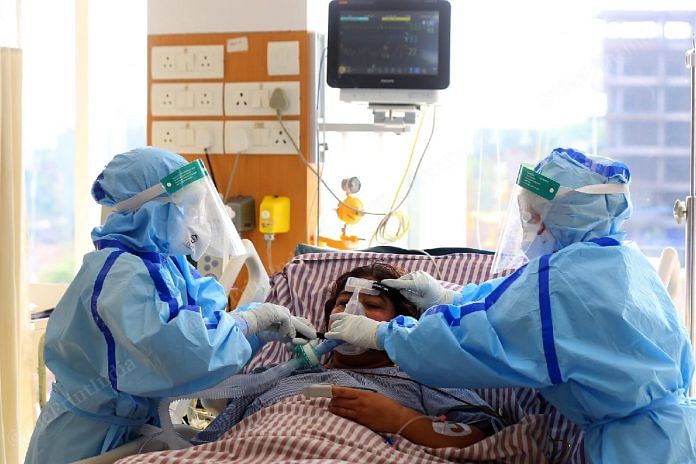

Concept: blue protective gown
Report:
left=378, top=237, right=696, bottom=463
left=24, top=241, right=262, bottom=464
left=25, top=148, right=263, bottom=464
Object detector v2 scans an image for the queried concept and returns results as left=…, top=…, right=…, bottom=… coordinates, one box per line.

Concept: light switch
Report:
left=252, top=127, right=271, bottom=146
left=226, top=128, right=250, bottom=153
left=176, top=53, right=193, bottom=72
left=267, top=41, right=300, bottom=76
left=176, top=90, right=195, bottom=109
left=195, top=129, right=212, bottom=149
left=250, top=89, right=269, bottom=108
left=177, top=128, right=195, bottom=146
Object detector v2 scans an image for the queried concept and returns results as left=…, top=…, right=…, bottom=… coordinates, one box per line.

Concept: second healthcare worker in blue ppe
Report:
left=327, top=148, right=696, bottom=463
left=25, top=147, right=316, bottom=464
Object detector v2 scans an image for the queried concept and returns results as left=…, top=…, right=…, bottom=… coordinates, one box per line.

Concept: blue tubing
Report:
left=313, top=339, right=343, bottom=357
left=212, top=339, right=345, bottom=398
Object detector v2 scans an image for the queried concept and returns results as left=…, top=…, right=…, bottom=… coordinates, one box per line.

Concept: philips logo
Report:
left=380, top=79, right=395, bottom=84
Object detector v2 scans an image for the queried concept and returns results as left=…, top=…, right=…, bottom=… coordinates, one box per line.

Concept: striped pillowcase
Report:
left=246, top=251, right=497, bottom=372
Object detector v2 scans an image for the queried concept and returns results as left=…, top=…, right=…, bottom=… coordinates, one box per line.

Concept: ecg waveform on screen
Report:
left=340, top=43, right=418, bottom=60
left=337, top=10, right=439, bottom=76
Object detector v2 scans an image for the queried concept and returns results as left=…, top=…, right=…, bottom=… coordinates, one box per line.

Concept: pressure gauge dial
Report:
left=341, top=177, right=361, bottom=195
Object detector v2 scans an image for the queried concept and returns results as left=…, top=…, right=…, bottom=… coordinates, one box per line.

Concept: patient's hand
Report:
left=328, top=386, right=419, bottom=434
left=328, top=385, right=487, bottom=449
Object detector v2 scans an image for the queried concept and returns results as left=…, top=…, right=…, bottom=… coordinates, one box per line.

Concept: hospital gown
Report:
left=24, top=244, right=262, bottom=464
left=195, top=366, right=502, bottom=444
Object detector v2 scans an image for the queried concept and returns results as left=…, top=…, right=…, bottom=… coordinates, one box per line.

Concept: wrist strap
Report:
left=396, top=415, right=432, bottom=436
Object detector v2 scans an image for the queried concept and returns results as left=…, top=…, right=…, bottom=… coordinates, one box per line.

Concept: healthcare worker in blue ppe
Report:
left=25, top=147, right=316, bottom=464
left=327, top=147, right=696, bottom=463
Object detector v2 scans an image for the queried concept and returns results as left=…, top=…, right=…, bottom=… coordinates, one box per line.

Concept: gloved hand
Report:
left=259, top=316, right=317, bottom=345
left=381, top=270, right=457, bottom=310
left=325, top=313, right=385, bottom=350
left=233, top=303, right=316, bottom=343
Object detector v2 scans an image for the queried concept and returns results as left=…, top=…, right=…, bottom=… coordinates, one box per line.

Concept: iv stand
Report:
left=674, top=36, right=696, bottom=396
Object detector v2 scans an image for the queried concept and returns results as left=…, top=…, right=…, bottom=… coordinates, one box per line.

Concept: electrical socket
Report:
left=152, top=121, right=224, bottom=154
left=224, top=121, right=300, bottom=155
left=151, top=45, right=224, bottom=80
left=224, top=81, right=300, bottom=116
left=151, top=83, right=223, bottom=116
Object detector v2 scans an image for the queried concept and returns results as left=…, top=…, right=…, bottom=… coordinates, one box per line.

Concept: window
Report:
left=22, top=0, right=77, bottom=283
left=623, top=121, right=659, bottom=146
left=312, top=2, right=695, bottom=260
left=665, top=86, right=690, bottom=112
left=22, top=0, right=146, bottom=285
left=623, top=87, right=658, bottom=112
left=0, top=0, right=18, bottom=46
left=665, top=121, right=691, bottom=147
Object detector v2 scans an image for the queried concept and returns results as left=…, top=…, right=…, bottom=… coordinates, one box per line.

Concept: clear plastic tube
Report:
left=158, top=338, right=344, bottom=449
left=165, top=339, right=343, bottom=404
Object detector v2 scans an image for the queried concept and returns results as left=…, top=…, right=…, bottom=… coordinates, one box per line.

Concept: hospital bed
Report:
left=68, top=245, right=587, bottom=463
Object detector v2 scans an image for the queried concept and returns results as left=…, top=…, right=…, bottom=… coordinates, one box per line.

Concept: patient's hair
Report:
left=322, top=262, right=419, bottom=331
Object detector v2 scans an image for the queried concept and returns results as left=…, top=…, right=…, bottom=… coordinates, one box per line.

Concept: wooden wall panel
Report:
left=148, top=32, right=318, bottom=298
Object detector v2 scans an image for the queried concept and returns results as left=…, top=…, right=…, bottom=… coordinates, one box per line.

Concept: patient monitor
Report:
left=327, top=0, right=451, bottom=123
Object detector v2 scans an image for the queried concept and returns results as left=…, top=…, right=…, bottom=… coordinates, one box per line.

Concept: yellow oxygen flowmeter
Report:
left=259, top=195, right=290, bottom=234
left=318, top=177, right=365, bottom=250
left=337, top=195, right=364, bottom=225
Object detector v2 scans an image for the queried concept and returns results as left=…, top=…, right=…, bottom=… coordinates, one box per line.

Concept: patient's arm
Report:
left=329, top=386, right=486, bottom=449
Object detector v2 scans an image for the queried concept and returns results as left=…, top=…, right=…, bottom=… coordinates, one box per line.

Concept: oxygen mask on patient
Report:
left=334, top=277, right=379, bottom=356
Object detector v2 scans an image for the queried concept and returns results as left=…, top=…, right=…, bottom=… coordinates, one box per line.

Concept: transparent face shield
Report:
left=113, top=159, right=245, bottom=260
left=491, top=165, right=629, bottom=275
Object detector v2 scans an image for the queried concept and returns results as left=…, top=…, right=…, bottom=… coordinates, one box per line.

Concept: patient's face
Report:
left=326, top=278, right=397, bottom=369
left=330, top=287, right=397, bottom=322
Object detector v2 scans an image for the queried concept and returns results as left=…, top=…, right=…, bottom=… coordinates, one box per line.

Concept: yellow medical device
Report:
left=259, top=195, right=290, bottom=234
left=337, top=195, right=364, bottom=225
left=318, top=177, right=365, bottom=250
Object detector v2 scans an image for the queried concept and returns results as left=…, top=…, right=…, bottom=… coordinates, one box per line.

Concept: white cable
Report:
left=494, top=128, right=501, bottom=213
left=395, top=415, right=433, bottom=436
left=275, top=106, right=437, bottom=219
left=476, top=133, right=483, bottom=250
left=413, top=248, right=444, bottom=280
left=223, top=151, right=242, bottom=203
left=264, top=234, right=275, bottom=274
left=313, top=47, right=328, bottom=246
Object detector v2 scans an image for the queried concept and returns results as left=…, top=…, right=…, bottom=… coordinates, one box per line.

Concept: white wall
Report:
left=148, top=0, right=309, bottom=34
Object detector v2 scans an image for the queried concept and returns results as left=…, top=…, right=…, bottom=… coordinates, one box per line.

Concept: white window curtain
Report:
left=0, top=47, right=33, bottom=464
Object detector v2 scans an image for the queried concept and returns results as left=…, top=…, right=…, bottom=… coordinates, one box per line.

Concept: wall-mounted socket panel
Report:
left=151, top=83, right=224, bottom=116
left=224, top=81, right=300, bottom=116
left=151, top=45, right=224, bottom=80
left=152, top=121, right=224, bottom=154
left=225, top=121, right=300, bottom=155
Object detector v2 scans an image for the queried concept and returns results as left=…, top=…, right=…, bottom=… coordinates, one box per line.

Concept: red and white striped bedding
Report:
left=117, top=395, right=550, bottom=464
left=245, top=251, right=496, bottom=373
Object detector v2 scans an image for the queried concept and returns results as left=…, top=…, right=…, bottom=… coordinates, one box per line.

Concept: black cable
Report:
left=203, top=148, right=219, bottom=190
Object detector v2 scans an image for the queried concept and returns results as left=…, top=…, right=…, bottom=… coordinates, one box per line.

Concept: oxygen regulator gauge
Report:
left=341, top=176, right=361, bottom=195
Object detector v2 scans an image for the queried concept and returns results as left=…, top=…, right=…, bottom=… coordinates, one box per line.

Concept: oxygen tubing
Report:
left=157, top=339, right=344, bottom=449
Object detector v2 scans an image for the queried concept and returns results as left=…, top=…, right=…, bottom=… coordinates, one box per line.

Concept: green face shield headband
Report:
left=113, top=159, right=208, bottom=213
left=491, top=165, right=630, bottom=275
left=113, top=159, right=245, bottom=260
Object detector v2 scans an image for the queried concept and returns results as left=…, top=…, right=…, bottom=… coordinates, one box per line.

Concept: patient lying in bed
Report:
left=117, top=263, right=555, bottom=463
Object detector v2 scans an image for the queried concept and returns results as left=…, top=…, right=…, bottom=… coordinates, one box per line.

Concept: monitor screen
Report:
left=327, top=0, right=450, bottom=90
